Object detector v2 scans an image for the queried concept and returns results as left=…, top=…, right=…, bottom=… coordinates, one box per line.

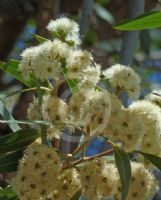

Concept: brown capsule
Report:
left=33, top=151, right=39, bottom=155
left=132, top=192, right=138, bottom=197
left=35, top=162, right=40, bottom=169
left=30, top=184, right=36, bottom=189
left=21, top=176, right=26, bottom=182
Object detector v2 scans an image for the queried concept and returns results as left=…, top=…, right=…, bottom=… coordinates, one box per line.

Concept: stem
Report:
left=36, top=81, right=47, bottom=144
left=47, top=80, right=54, bottom=90
left=0, top=120, right=87, bottom=132
left=62, top=148, right=113, bottom=170
left=90, top=59, right=96, bottom=67
left=1, top=87, right=51, bottom=100
left=21, top=87, right=51, bottom=93
left=21, top=87, right=37, bottom=93
left=72, top=140, right=89, bottom=157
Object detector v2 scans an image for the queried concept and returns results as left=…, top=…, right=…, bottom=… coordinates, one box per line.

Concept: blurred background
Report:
left=0, top=0, right=161, bottom=198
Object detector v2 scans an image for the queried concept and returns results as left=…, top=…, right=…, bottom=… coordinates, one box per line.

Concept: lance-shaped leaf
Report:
left=66, top=79, right=79, bottom=94
left=114, top=147, right=131, bottom=200
left=114, top=11, right=161, bottom=30
left=94, top=3, right=115, bottom=24
left=0, top=148, right=25, bottom=172
left=0, top=90, right=22, bottom=101
left=0, top=60, right=36, bottom=87
left=0, top=129, right=39, bottom=153
left=137, top=151, right=161, bottom=171
left=32, top=33, right=48, bottom=43
left=0, top=101, right=21, bottom=132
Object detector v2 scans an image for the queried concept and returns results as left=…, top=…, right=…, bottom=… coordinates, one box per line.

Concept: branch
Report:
left=80, top=0, right=94, bottom=43
left=62, top=148, right=113, bottom=170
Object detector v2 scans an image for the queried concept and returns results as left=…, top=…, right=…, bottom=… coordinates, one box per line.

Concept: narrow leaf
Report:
left=0, top=119, right=51, bottom=126
left=0, top=148, right=24, bottom=172
left=66, top=79, right=79, bottom=94
left=114, top=147, right=131, bottom=200
left=70, top=189, right=82, bottom=200
left=0, top=148, right=24, bottom=165
left=0, top=88, right=36, bottom=100
left=0, top=101, right=21, bottom=132
left=0, top=90, right=21, bottom=100
left=94, top=3, right=115, bottom=24
left=32, top=33, right=48, bottom=43
left=138, top=152, right=161, bottom=171
left=0, top=161, right=20, bottom=173
left=114, top=11, right=161, bottom=30
left=0, top=60, right=36, bottom=87
left=0, top=129, right=39, bottom=153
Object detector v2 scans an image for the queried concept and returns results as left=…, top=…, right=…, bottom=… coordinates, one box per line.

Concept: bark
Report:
left=80, top=0, right=94, bottom=42
left=120, top=0, right=145, bottom=65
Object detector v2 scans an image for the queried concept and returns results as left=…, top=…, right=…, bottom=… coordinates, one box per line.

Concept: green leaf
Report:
left=0, top=59, right=36, bottom=87
left=0, top=119, right=52, bottom=126
left=0, top=148, right=24, bottom=165
left=0, top=88, right=34, bottom=101
left=114, top=147, right=131, bottom=200
left=0, top=101, right=21, bottom=132
left=94, top=3, right=115, bottom=24
left=0, top=148, right=25, bottom=172
left=0, top=185, right=17, bottom=199
left=96, top=0, right=111, bottom=6
left=138, top=152, right=161, bottom=171
left=0, top=161, right=19, bottom=173
left=114, top=11, right=161, bottom=30
left=0, top=129, right=39, bottom=153
left=66, top=79, right=79, bottom=94
left=32, top=33, right=48, bottom=43
left=0, top=90, right=21, bottom=100
left=70, top=189, right=82, bottom=200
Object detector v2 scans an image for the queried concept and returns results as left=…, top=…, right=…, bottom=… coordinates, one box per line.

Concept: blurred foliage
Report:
left=96, top=0, right=111, bottom=6
left=94, top=3, right=115, bottom=24
left=84, top=29, right=98, bottom=45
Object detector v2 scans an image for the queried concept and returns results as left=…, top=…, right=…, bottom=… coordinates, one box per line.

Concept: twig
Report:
left=62, top=148, right=113, bottom=170
left=152, top=92, right=161, bottom=97
left=0, top=87, right=51, bottom=100
left=0, top=120, right=87, bottom=135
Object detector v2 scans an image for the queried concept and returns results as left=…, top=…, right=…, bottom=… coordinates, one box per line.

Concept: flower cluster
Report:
left=114, top=162, right=158, bottom=200
left=12, top=144, right=80, bottom=200
left=12, top=144, right=61, bottom=200
left=13, top=146, right=158, bottom=200
left=12, top=17, right=161, bottom=200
